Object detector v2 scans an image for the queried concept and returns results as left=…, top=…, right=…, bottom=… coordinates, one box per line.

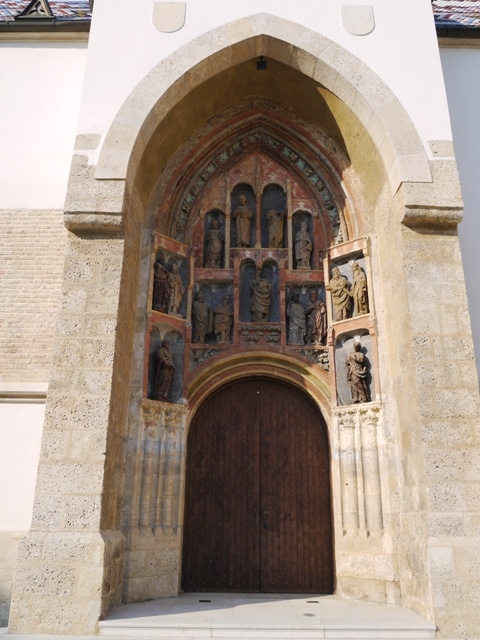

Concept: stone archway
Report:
left=9, top=11, right=473, bottom=639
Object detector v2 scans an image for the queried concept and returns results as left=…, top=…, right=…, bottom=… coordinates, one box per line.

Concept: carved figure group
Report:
left=267, top=210, right=284, bottom=248
left=329, top=263, right=369, bottom=321
left=250, top=271, right=272, bottom=321
left=153, top=339, right=176, bottom=401
left=153, top=256, right=185, bottom=316
left=295, top=220, right=313, bottom=269
left=305, top=290, right=327, bottom=345
left=233, top=194, right=253, bottom=247
left=345, top=341, right=370, bottom=403
left=205, top=218, right=224, bottom=268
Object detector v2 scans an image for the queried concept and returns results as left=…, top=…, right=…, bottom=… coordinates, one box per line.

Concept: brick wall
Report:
left=0, top=210, right=67, bottom=384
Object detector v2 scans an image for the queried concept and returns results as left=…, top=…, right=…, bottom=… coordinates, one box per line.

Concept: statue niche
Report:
left=293, top=213, right=313, bottom=269
left=334, top=333, right=374, bottom=405
left=148, top=330, right=184, bottom=403
left=213, top=293, right=233, bottom=343
left=345, top=340, right=371, bottom=404
left=152, top=252, right=187, bottom=317
left=204, top=211, right=225, bottom=268
left=328, top=259, right=369, bottom=322
left=231, top=185, right=255, bottom=248
left=261, top=184, right=286, bottom=248
left=251, top=269, right=272, bottom=322
left=192, top=287, right=213, bottom=343
left=351, top=261, right=369, bottom=316
left=305, top=288, right=327, bottom=346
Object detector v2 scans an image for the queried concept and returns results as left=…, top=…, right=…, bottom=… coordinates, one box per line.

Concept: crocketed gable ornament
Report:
left=152, top=2, right=186, bottom=33
left=15, top=0, right=53, bottom=19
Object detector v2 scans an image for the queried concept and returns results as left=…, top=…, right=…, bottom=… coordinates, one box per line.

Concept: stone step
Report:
left=98, top=594, right=437, bottom=640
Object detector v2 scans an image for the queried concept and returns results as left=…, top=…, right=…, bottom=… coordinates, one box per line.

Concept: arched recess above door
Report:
left=151, top=101, right=361, bottom=245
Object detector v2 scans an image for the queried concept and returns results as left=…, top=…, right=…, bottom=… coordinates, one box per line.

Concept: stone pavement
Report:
left=2, top=593, right=438, bottom=639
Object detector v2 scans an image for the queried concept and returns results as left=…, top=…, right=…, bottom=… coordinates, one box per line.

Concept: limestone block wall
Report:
left=7, top=232, right=128, bottom=635
left=401, top=227, right=480, bottom=638
left=0, top=209, right=67, bottom=383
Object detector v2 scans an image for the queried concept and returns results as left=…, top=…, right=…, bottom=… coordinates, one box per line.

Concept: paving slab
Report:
left=98, top=593, right=437, bottom=639
left=1, top=594, right=438, bottom=640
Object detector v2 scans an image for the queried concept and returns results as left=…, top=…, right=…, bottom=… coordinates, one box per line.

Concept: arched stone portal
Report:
left=10, top=15, right=472, bottom=639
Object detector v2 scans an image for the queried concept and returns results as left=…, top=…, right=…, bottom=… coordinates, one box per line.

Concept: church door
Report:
left=182, top=378, right=333, bottom=593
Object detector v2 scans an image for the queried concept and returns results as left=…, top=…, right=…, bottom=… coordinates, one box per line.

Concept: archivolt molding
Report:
left=156, top=105, right=351, bottom=243
left=186, top=350, right=333, bottom=430
left=94, top=13, right=431, bottom=194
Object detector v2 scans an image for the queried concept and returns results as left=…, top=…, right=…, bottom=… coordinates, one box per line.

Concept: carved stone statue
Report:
left=345, top=341, right=370, bottom=403
left=295, top=220, right=313, bottom=269
left=329, top=266, right=352, bottom=321
left=192, top=291, right=213, bottom=342
left=267, top=210, right=284, bottom=248
left=352, top=262, right=369, bottom=316
left=305, top=290, right=327, bottom=345
left=287, top=293, right=306, bottom=344
left=205, top=218, right=224, bottom=267
left=152, top=256, right=171, bottom=313
left=168, top=263, right=185, bottom=315
left=250, top=271, right=272, bottom=321
left=233, top=194, right=253, bottom=247
left=153, top=339, right=175, bottom=401
left=214, top=293, right=233, bottom=343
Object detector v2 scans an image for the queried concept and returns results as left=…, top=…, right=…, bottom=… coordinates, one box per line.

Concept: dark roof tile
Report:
left=0, top=0, right=91, bottom=21
left=433, top=0, right=480, bottom=29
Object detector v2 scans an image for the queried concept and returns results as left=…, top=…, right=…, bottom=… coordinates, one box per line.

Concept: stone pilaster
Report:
left=8, top=229, right=127, bottom=635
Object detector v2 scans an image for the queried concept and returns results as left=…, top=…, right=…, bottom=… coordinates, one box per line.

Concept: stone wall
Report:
left=0, top=209, right=67, bottom=383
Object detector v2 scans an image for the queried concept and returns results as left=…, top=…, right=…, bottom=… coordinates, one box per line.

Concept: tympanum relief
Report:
left=146, top=145, right=376, bottom=407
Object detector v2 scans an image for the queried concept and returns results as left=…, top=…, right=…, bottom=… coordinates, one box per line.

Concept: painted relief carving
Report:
left=190, top=348, right=215, bottom=369
left=205, top=218, right=224, bottom=268
left=295, top=348, right=329, bottom=370
left=173, top=118, right=343, bottom=243
left=168, top=263, right=185, bottom=315
left=351, top=262, right=369, bottom=316
left=153, top=256, right=171, bottom=313
left=287, top=292, right=306, bottom=344
left=233, top=194, right=253, bottom=248
left=295, top=219, right=313, bottom=269
left=305, top=290, right=327, bottom=346
left=267, top=210, right=284, bottom=248
left=239, top=324, right=281, bottom=343
left=346, top=341, right=371, bottom=404
left=153, top=339, right=176, bottom=401
left=329, top=266, right=352, bottom=320
left=146, top=114, right=378, bottom=409
left=213, top=293, right=233, bottom=343
left=192, top=290, right=213, bottom=342
left=250, top=270, right=272, bottom=321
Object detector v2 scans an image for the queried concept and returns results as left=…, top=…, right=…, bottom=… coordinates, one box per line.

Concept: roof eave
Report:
left=0, top=18, right=90, bottom=32
left=436, top=25, right=480, bottom=39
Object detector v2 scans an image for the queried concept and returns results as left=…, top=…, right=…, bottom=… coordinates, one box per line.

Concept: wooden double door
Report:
left=182, top=378, right=333, bottom=593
